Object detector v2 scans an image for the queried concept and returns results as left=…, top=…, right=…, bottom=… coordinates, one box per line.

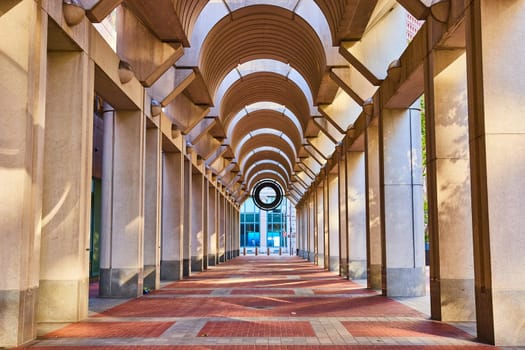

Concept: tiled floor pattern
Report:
left=19, top=256, right=500, bottom=349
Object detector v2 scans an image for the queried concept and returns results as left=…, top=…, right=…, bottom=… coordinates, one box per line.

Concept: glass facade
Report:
left=240, top=196, right=292, bottom=249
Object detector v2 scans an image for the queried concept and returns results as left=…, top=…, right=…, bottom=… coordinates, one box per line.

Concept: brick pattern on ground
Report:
left=18, top=256, right=499, bottom=349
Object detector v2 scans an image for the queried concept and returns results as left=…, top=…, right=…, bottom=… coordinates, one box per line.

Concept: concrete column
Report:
left=160, top=151, right=183, bottom=280
left=100, top=108, right=145, bottom=298
left=259, top=205, right=267, bottom=250
left=322, top=177, right=330, bottom=269
left=207, top=183, right=217, bottom=265
left=466, top=1, right=525, bottom=345
left=298, top=204, right=302, bottom=257
left=379, top=107, right=425, bottom=297
left=202, top=177, right=209, bottom=269
left=308, top=194, right=315, bottom=262
left=182, top=157, right=192, bottom=276
left=297, top=205, right=302, bottom=257
left=218, top=190, right=225, bottom=262
left=191, top=171, right=204, bottom=272
left=225, top=200, right=230, bottom=259
left=338, top=147, right=349, bottom=277
left=0, top=2, right=47, bottom=346
left=328, top=172, right=340, bottom=272
left=144, top=125, right=161, bottom=290
left=347, top=148, right=367, bottom=280
left=316, top=184, right=323, bottom=266
left=365, top=120, right=382, bottom=289
left=425, top=50, right=475, bottom=322
left=39, top=50, right=94, bottom=323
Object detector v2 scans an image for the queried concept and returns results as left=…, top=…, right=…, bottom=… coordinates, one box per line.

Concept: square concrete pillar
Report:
left=160, top=151, right=184, bottom=280
left=207, top=184, right=217, bottom=265
left=316, top=184, right=324, bottom=266
left=328, top=172, right=340, bottom=272
left=143, top=125, right=161, bottom=290
left=466, top=1, right=525, bottom=345
left=425, top=49, right=475, bottom=322
left=347, top=148, right=367, bottom=280
left=379, top=107, right=426, bottom=297
left=0, top=1, right=47, bottom=346
left=202, top=177, right=209, bottom=269
left=366, top=106, right=382, bottom=290
left=308, top=195, right=315, bottom=262
left=191, top=171, right=204, bottom=272
left=218, top=191, right=226, bottom=262
left=182, top=157, right=192, bottom=276
left=338, top=147, right=349, bottom=277
left=39, top=50, right=94, bottom=323
left=100, top=109, right=145, bottom=298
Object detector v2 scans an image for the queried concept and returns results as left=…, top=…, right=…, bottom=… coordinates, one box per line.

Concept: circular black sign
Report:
left=252, top=180, right=283, bottom=211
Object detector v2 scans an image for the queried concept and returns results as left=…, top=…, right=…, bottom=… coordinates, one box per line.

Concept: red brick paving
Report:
left=21, top=346, right=498, bottom=349
left=41, top=322, right=174, bottom=338
left=230, top=288, right=296, bottom=295
left=197, top=321, right=315, bottom=337
left=17, top=256, right=500, bottom=350
left=343, top=321, right=473, bottom=339
left=99, top=295, right=423, bottom=318
left=312, top=288, right=378, bottom=295
left=150, top=289, right=213, bottom=295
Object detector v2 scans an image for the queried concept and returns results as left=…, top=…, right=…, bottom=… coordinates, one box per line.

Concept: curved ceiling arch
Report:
left=178, top=0, right=342, bottom=68
left=235, top=129, right=297, bottom=161
left=220, top=72, right=312, bottom=131
left=238, top=136, right=297, bottom=174
left=244, top=160, right=290, bottom=185
left=231, top=124, right=301, bottom=160
left=247, top=171, right=288, bottom=193
left=240, top=149, right=294, bottom=183
left=199, top=5, right=327, bottom=99
left=213, top=59, right=315, bottom=113
left=226, top=103, right=304, bottom=141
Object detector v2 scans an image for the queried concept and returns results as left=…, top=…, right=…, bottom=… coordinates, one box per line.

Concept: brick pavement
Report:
left=17, top=256, right=500, bottom=349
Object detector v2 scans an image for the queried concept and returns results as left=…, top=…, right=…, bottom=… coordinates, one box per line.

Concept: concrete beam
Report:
left=148, top=67, right=195, bottom=106
left=124, top=0, right=189, bottom=46
left=0, top=0, right=22, bottom=17
left=84, top=0, right=122, bottom=23
left=338, top=46, right=382, bottom=86
left=396, top=0, right=429, bottom=20
left=116, top=6, right=184, bottom=87
left=166, top=93, right=210, bottom=135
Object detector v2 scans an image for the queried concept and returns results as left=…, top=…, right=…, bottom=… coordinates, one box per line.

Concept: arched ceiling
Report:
left=98, top=0, right=394, bottom=203
left=200, top=5, right=327, bottom=100
left=220, top=72, right=312, bottom=132
left=194, top=3, right=336, bottom=203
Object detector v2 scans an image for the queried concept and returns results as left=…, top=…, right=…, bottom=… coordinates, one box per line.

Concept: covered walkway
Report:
left=21, top=256, right=495, bottom=349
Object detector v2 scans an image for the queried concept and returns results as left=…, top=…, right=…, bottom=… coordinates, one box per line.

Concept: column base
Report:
left=348, top=260, right=367, bottom=280
left=0, top=287, right=38, bottom=348
left=183, top=259, right=190, bottom=277
left=329, top=256, right=340, bottom=272
left=308, top=251, right=315, bottom=262
left=219, top=254, right=225, bottom=263
left=431, top=278, right=475, bottom=322
left=386, top=267, right=426, bottom=297
left=368, top=264, right=382, bottom=290
left=339, top=258, right=348, bottom=278
left=100, top=268, right=142, bottom=298
left=208, top=254, right=216, bottom=266
left=143, top=265, right=157, bottom=290
left=160, top=260, right=182, bottom=281
left=37, top=278, right=88, bottom=322
left=191, top=257, right=203, bottom=272
left=477, top=288, right=525, bottom=346
left=318, top=254, right=325, bottom=268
